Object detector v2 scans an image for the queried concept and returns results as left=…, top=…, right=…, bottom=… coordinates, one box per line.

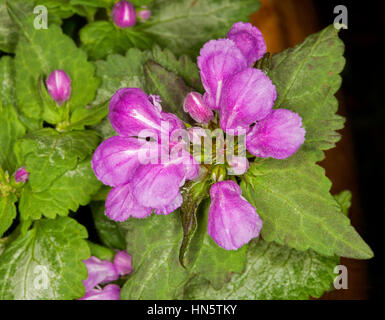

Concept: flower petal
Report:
left=220, top=68, right=276, bottom=134
left=79, top=284, right=121, bottom=300
left=92, top=136, right=158, bottom=187
left=82, top=256, right=119, bottom=291
left=198, top=39, right=247, bottom=110
left=246, top=109, right=306, bottom=159
left=106, top=183, right=152, bottom=221
left=113, top=251, right=132, bottom=276
left=208, top=180, right=262, bottom=250
left=109, top=88, right=162, bottom=137
left=227, top=155, right=249, bottom=176
left=131, top=162, right=186, bottom=211
left=183, top=92, right=214, bottom=124
left=227, top=22, right=266, bottom=67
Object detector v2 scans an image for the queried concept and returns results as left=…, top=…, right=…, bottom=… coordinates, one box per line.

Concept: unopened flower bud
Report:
left=112, top=0, right=136, bottom=28
left=211, top=165, right=227, bottom=183
left=46, top=70, right=71, bottom=106
left=183, top=92, right=214, bottom=124
left=137, top=7, right=151, bottom=22
left=113, top=251, right=132, bottom=276
left=14, top=167, right=29, bottom=183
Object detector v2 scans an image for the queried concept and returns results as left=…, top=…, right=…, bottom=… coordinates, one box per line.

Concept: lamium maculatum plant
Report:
left=0, top=0, right=373, bottom=301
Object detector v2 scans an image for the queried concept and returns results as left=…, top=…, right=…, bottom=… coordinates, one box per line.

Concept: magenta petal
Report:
left=227, top=155, right=249, bottom=175
left=106, top=183, right=152, bottom=221
left=161, top=111, right=185, bottom=133
left=112, top=0, right=136, bottom=28
left=113, top=251, right=132, bottom=276
left=82, top=257, right=119, bottom=291
left=109, top=88, right=162, bottom=137
left=46, top=69, right=71, bottom=106
left=208, top=181, right=262, bottom=250
left=227, top=22, right=266, bottom=67
left=246, top=109, right=306, bottom=159
left=14, top=166, right=29, bottom=183
left=79, top=284, right=121, bottom=300
left=92, top=136, right=158, bottom=187
left=198, top=39, right=248, bottom=110
left=131, top=163, right=186, bottom=211
left=183, top=92, right=214, bottom=124
left=154, top=193, right=183, bottom=215
left=220, top=68, right=277, bottom=134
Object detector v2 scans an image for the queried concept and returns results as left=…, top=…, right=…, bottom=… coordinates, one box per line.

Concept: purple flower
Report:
left=45, top=70, right=71, bottom=106
left=208, top=181, right=263, bottom=250
left=227, top=22, right=266, bottom=67
left=137, top=8, right=151, bottom=22
left=113, top=251, right=132, bottom=276
left=92, top=136, right=157, bottom=188
left=220, top=68, right=277, bottom=133
left=183, top=92, right=214, bottom=124
left=79, top=284, right=121, bottom=300
left=109, top=88, right=163, bottom=137
left=246, top=109, right=306, bottom=159
left=82, top=256, right=119, bottom=292
left=227, top=155, right=249, bottom=176
left=92, top=87, right=199, bottom=221
left=195, top=22, right=305, bottom=160
left=106, top=183, right=153, bottom=221
left=14, top=167, right=29, bottom=183
left=198, top=39, right=248, bottom=110
left=112, top=0, right=136, bottom=28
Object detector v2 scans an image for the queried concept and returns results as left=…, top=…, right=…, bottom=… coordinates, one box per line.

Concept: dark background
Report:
left=315, top=0, right=384, bottom=300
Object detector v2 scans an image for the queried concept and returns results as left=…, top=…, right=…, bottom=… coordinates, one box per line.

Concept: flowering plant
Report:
left=0, top=0, right=373, bottom=300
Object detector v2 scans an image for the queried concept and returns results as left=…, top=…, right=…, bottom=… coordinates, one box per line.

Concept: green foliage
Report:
left=119, top=206, right=247, bottom=299
left=0, top=193, right=17, bottom=237
left=14, top=128, right=99, bottom=192
left=269, top=25, right=345, bottom=161
left=8, top=2, right=99, bottom=123
left=241, top=152, right=373, bottom=259
left=19, top=159, right=101, bottom=220
left=0, top=217, right=90, bottom=300
left=91, top=201, right=126, bottom=250
left=0, top=103, right=26, bottom=172
left=184, top=240, right=339, bottom=300
left=0, top=56, right=16, bottom=106
left=80, top=21, right=153, bottom=61
left=137, top=0, right=261, bottom=57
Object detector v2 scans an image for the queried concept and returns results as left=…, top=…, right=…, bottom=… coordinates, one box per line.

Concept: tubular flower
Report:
left=183, top=92, right=214, bottom=124
left=113, top=251, right=132, bottom=276
left=45, top=69, right=71, bottom=106
left=112, top=0, right=136, bottom=28
left=79, top=284, right=121, bottom=300
left=189, top=22, right=306, bottom=249
left=92, top=88, right=199, bottom=221
left=208, top=181, right=263, bottom=250
left=82, top=256, right=119, bottom=292
left=80, top=251, right=133, bottom=300
left=91, top=22, right=306, bottom=251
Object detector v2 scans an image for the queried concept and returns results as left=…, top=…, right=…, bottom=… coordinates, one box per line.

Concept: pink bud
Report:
left=113, top=251, right=132, bottom=276
left=137, top=8, right=151, bottom=22
left=183, top=92, right=214, bottom=124
left=46, top=70, right=71, bottom=106
left=14, top=167, right=29, bottom=183
left=112, top=0, right=136, bottom=28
